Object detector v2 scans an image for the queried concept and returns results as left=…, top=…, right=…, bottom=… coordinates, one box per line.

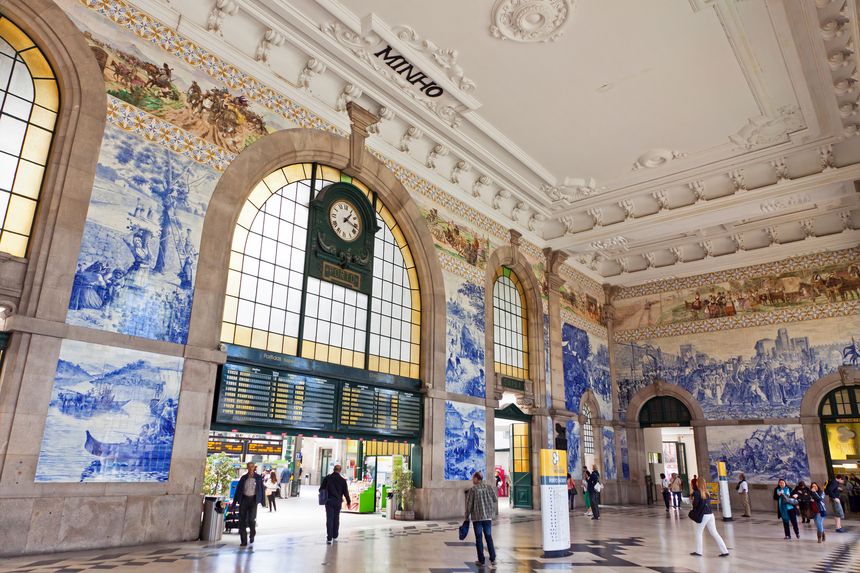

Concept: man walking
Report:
left=465, top=471, right=498, bottom=568
left=320, top=464, right=351, bottom=544
left=737, top=473, right=751, bottom=517
left=660, top=472, right=671, bottom=512
left=587, top=464, right=601, bottom=520
left=233, top=462, right=264, bottom=547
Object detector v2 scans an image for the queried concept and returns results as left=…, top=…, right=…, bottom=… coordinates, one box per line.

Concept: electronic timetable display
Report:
left=215, top=361, right=422, bottom=438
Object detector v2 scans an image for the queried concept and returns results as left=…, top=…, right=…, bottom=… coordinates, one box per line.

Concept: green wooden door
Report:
left=511, top=422, right=532, bottom=509
left=676, top=442, right=689, bottom=496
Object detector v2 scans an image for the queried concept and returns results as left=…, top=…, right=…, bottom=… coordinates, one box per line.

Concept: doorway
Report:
left=639, top=396, right=698, bottom=500
left=819, top=385, right=860, bottom=484
left=495, top=404, right=533, bottom=509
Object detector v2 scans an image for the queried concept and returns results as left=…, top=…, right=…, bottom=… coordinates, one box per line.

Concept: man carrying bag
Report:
left=233, top=462, right=264, bottom=547
left=319, top=464, right=351, bottom=544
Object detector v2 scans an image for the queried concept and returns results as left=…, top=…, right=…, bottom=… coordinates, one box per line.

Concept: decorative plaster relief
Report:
left=528, top=212, right=546, bottom=232
left=730, top=105, right=805, bottom=150
left=254, top=29, right=285, bottom=64
left=426, top=143, right=449, bottom=168
left=760, top=194, right=811, bottom=213
left=588, top=236, right=628, bottom=252
left=490, top=0, right=573, bottom=43
left=631, top=148, right=687, bottom=170
left=491, top=187, right=510, bottom=208
left=391, top=25, right=477, bottom=93
left=205, top=0, right=239, bottom=36
left=335, top=83, right=363, bottom=112
left=540, top=177, right=596, bottom=205
left=451, top=160, right=470, bottom=184
left=297, top=57, right=326, bottom=90
left=399, top=124, right=423, bottom=153
left=474, top=175, right=493, bottom=199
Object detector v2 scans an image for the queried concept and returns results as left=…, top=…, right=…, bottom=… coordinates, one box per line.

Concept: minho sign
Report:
left=373, top=45, right=444, bottom=98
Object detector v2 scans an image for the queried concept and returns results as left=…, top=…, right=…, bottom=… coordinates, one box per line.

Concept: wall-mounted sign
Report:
left=501, top=377, right=526, bottom=392
left=373, top=45, right=443, bottom=97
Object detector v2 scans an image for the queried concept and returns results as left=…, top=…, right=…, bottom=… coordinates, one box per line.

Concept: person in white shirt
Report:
left=737, top=473, right=751, bottom=517
left=661, top=472, right=671, bottom=512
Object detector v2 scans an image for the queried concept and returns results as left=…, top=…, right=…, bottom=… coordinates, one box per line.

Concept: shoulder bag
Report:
left=687, top=496, right=705, bottom=523
left=318, top=476, right=328, bottom=505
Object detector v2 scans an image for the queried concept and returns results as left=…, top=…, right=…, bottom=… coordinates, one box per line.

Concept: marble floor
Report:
left=0, top=505, right=856, bottom=573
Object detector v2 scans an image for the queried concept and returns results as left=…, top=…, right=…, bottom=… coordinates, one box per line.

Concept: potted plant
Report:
left=203, top=452, right=236, bottom=498
left=392, top=465, right=416, bottom=520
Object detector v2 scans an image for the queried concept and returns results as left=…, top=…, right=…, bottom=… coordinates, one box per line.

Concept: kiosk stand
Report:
left=539, top=449, right=572, bottom=558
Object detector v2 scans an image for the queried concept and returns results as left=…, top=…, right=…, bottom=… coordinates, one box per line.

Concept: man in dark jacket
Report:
left=587, top=464, right=601, bottom=520
left=233, top=462, right=264, bottom=547
left=320, top=464, right=351, bottom=544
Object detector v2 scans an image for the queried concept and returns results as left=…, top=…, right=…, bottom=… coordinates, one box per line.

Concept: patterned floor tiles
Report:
left=0, top=506, right=856, bottom=573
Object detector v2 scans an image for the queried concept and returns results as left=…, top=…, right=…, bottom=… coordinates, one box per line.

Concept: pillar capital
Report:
left=344, top=102, right=379, bottom=176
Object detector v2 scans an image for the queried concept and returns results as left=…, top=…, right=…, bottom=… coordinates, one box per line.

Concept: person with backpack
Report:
left=688, top=478, right=729, bottom=558
left=736, top=473, right=751, bottom=517
left=825, top=475, right=846, bottom=533
left=810, top=482, right=827, bottom=543
left=792, top=481, right=813, bottom=524
left=587, top=464, right=601, bottom=520
left=566, top=473, right=578, bottom=511
left=669, top=473, right=683, bottom=508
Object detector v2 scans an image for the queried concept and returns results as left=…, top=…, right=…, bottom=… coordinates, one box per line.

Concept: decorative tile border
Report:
left=615, top=247, right=860, bottom=300
left=561, top=309, right=608, bottom=339
left=107, top=96, right=235, bottom=170
left=613, top=299, right=860, bottom=342
left=437, top=249, right=484, bottom=284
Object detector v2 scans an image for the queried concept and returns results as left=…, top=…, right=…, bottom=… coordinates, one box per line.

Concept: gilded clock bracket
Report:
left=345, top=102, right=380, bottom=177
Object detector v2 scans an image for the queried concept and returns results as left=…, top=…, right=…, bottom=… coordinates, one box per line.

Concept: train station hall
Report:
left=0, top=0, right=858, bottom=571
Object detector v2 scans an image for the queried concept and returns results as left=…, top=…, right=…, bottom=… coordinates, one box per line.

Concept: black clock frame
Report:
left=307, top=181, right=380, bottom=296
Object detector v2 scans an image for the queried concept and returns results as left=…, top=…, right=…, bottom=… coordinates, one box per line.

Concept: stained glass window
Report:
left=0, top=17, right=57, bottom=258
left=492, top=266, right=528, bottom=379
left=583, top=403, right=595, bottom=455
left=221, top=163, right=420, bottom=378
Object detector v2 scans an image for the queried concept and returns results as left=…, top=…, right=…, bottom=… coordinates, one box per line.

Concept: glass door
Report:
left=319, top=448, right=332, bottom=483
left=676, top=442, right=689, bottom=496
left=511, top=422, right=532, bottom=509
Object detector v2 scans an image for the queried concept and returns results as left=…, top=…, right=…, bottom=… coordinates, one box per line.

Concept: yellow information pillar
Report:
left=539, top=449, right=572, bottom=557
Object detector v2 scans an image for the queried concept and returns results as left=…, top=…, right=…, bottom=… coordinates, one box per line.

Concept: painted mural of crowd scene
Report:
left=602, top=428, right=617, bottom=480
left=423, top=208, right=490, bottom=268
left=66, top=126, right=219, bottom=344
left=709, top=425, right=810, bottom=484
left=444, top=401, right=486, bottom=480
left=615, top=315, right=860, bottom=420
left=82, top=30, right=272, bottom=154
left=445, top=275, right=487, bottom=398
left=566, top=419, right=581, bottom=479
left=36, top=341, right=183, bottom=483
left=614, top=257, right=860, bottom=331
left=561, top=323, right=611, bottom=419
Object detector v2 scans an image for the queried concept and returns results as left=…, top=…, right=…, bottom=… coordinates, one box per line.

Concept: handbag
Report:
left=688, top=501, right=705, bottom=523
left=458, top=520, right=470, bottom=540
left=594, top=482, right=603, bottom=493
left=318, top=477, right=329, bottom=505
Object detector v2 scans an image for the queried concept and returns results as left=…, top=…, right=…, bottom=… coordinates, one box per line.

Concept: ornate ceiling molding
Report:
left=489, top=0, right=573, bottom=43
left=729, top=105, right=806, bottom=150
left=631, top=148, right=688, bottom=170
left=390, top=26, right=476, bottom=94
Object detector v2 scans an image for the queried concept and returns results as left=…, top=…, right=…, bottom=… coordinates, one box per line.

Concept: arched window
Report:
left=819, top=386, right=859, bottom=418
left=220, top=163, right=420, bottom=378
left=582, top=402, right=595, bottom=455
left=492, top=266, right=528, bottom=380
left=0, top=17, right=58, bottom=257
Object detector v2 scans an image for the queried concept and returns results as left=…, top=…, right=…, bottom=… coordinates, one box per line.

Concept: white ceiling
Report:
left=135, top=0, right=860, bottom=284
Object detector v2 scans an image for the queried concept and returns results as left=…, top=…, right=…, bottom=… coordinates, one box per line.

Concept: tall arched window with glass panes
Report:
left=0, top=16, right=58, bottom=257
left=583, top=403, right=595, bottom=455
left=220, top=163, right=421, bottom=379
left=492, top=266, right=529, bottom=380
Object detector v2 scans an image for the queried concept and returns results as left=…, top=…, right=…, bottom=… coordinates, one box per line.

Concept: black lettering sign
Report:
left=322, top=261, right=361, bottom=290
left=373, top=45, right=444, bottom=98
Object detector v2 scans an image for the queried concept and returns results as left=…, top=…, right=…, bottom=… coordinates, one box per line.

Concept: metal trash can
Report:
left=200, top=496, right=226, bottom=541
left=290, top=479, right=301, bottom=497
left=386, top=491, right=396, bottom=519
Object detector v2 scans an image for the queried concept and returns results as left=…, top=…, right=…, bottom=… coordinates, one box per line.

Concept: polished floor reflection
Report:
left=0, top=505, right=856, bottom=573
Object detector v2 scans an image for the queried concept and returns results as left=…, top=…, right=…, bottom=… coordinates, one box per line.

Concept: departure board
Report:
left=340, top=383, right=422, bottom=436
left=216, top=364, right=338, bottom=431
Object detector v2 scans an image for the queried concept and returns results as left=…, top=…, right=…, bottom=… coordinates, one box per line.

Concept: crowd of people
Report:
left=771, top=474, right=853, bottom=543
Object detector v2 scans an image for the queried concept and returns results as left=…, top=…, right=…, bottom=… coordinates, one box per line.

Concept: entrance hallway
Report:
left=0, top=506, right=855, bottom=573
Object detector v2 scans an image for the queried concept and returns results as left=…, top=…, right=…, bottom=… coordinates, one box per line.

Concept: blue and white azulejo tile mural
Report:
left=602, top=427, right=617, bottom=480
left=66, top=126, right=220, bottom=344
left=619, top=429, right=629, bottom=480
left=445, top=272, right=486, bottom=398
left=562, top=323, right=611, bottom=419
left=444, top=400, right=486, bottom=480
left=615, top=315, right=860, bottom=420
left=566, top=419, right=581, bottom=479
left=36, top=340, right=183, bottom=483
left=708, top=424, right=810, bottom=485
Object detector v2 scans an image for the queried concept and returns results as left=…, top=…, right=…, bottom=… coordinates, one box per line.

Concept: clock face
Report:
left=329, top=200, right=362, bottom=242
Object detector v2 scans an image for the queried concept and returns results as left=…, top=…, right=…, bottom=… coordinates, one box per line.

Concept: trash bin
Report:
left=386, top=491, right=396, bottom=519
left=290, top=479, right=301, bottom=497
left=200, top=496, right=226, bottom=541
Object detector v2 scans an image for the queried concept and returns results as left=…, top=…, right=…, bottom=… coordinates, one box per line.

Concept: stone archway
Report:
left=623, top=380, right=707, bottom=504
left=184, top=127, right=448, bottom=516
left=799, top=366, right=860, bottom=480
left=578, top=388, right=604, bottom=474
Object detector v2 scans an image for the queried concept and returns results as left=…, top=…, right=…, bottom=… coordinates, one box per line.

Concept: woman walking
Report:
left=669, top=473, right=683, bottom=508
left=688, top=479, right=729, bottom=558
left=265, top=470, right=279, bottom=512
left=810, top=482, right=827, bottom=543
left=776, top=479, right=800, bottom=540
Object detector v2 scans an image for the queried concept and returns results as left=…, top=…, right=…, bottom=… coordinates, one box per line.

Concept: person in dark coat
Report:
left=587, top=464, right=601, bottom=520
left=320, top=464, right=351, bottom=544
left=233, top=462, right=264, bottom=547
